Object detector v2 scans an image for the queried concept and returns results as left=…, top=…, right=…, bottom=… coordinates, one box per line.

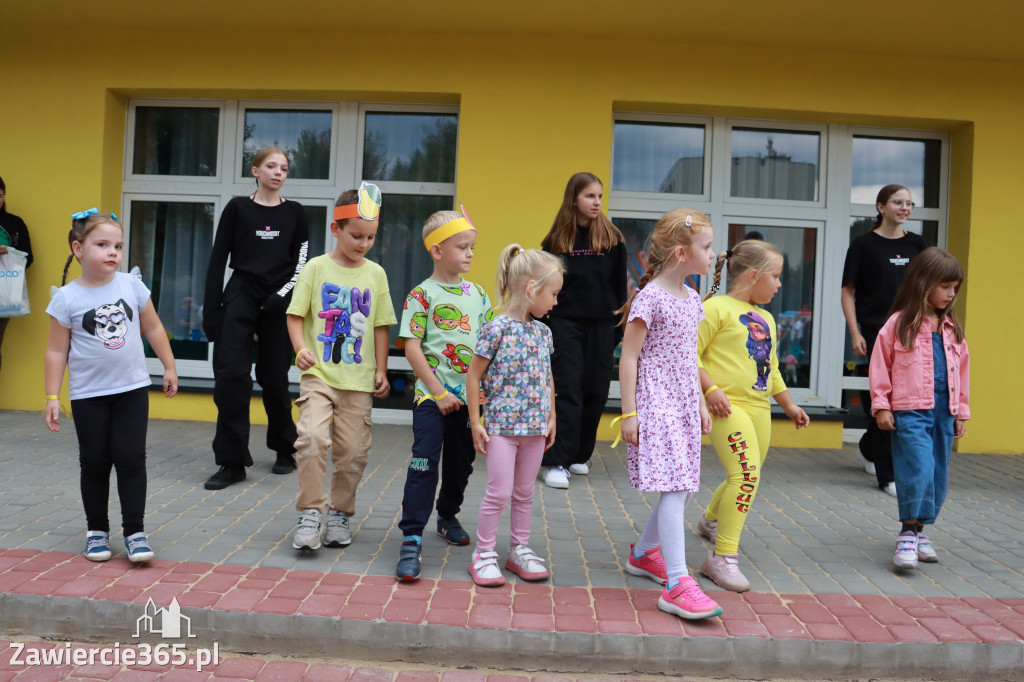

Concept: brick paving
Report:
left=0, top=409, right=1022, bottom=680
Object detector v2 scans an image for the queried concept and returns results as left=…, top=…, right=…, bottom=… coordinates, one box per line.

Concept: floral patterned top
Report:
left=475, top=315, right=554, bottom=436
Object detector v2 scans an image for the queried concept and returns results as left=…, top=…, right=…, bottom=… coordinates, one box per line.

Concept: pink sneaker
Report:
left=658, top=577, right=723, bottom=620
left=700, top=551, right=751, bottom=592
left=468, top=549, right=506, bottom=587
left=625, top=543, right=667, bottom=585
left=695, top=512, right=718, bottom=544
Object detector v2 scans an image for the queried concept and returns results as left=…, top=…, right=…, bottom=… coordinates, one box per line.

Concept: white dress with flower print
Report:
left=626, top=282, right=704, bottom=492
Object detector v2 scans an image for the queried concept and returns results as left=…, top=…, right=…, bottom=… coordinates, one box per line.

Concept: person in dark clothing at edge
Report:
left=539, top=172, right=627, bottom=489
left=202, top=146, right=309, bottom=490
left=841, top=183, right=926, bottom=496
left=0, top=176, right=34, bottom=375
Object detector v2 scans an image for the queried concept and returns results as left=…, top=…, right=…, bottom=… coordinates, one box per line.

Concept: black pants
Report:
left=398, top=401, right=475, bottom=536
left=212, top=277, right=297, bottom=467
left=858, top=324, right=893, bottom=487
left=543, top=317, right=616, bottom=469
left=71, top=387, right=149, bottom=536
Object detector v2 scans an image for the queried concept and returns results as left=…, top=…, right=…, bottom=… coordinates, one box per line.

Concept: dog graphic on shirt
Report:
left=83, top=299, right=133, bottom=350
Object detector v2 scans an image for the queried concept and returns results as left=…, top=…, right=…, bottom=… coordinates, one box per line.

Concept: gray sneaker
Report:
left=292, top=509, right=322, bottom=550
left=323, top=510, right=352, bottom=547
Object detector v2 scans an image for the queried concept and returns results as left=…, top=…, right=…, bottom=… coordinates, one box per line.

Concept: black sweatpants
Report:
left=543, top=317, right=616, bottom=469
left=858, top=324, right=894, bottom=487
left=71, top=387, right=149, bottom=536
left=212, top=276, right=297, bottom=467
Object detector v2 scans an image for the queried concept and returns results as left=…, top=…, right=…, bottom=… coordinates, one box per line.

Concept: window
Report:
left=123, top=100, right=459, bottom=390
left=611, top=114, right=948, bottom=413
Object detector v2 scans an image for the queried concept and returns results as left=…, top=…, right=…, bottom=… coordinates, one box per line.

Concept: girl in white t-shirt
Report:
left=44, top=209, right=177, bottom=563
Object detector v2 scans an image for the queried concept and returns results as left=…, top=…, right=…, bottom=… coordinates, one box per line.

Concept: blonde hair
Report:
left=617, top=209, right=712, bottom=325
left=703, top=239, right=783, bottom=302
left=495, top=243, right=564, bottom=306
left=890, top=247, right=965, bottom=349
left=421, top=210, right=466, bottom=245
left=62, top=212, right=122, bottom=285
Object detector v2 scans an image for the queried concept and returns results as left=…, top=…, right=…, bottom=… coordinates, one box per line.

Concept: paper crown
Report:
left=424, top=203, right=476, bottom=249
left=334, top=182, right=382, bottom=222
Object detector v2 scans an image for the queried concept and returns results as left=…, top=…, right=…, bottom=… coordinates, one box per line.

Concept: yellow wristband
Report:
left=416, top=389, right=450, bottom=406
left=704, top=385, right=720, bottom=398
left=45, top=395, right=59, bottom=400
left=609, top=410, right=639, bottom=448
left=295, top=348, right=312, bottom=367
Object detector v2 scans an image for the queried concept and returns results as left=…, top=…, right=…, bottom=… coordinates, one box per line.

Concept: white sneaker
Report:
left=855, top=450, right=876, bottom=476
left=469, top=549, right=505, bottom=587
left=323, top=509, right=351, bottom=547
left=568, top=462, right=589, bottom=475
left=541, top=466, right=570, bottom=489
left=882, top=482, right=897, bottom=497
left=292, top=509, right=322, bottom=550
left=505, top=545, right=549, bottom=581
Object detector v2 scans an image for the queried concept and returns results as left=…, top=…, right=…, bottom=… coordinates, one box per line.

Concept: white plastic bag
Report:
left=0, top=247, right=30, bottom=318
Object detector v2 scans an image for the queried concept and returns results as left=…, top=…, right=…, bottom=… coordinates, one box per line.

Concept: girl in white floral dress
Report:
left=616, top=209, right=721, bottom=620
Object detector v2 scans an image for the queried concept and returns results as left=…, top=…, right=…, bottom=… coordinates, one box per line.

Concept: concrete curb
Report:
left=2, top=593, right=1020, bottom=680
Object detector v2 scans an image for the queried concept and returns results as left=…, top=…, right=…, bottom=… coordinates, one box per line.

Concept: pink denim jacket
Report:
left=869, top=314, right=970, bottom=419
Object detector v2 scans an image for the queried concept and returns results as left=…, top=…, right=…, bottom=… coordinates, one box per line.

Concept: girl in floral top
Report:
left=465, top=245, right=564, bottom=586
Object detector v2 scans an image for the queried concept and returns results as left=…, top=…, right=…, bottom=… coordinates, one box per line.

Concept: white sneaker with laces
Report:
left=568, top=462, right=589, bottom=475
left=541, top=466, right=570, bottom=489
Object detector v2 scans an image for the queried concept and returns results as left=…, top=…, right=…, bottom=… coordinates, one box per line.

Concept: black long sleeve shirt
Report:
left=545, top=226, right=628, bottom=322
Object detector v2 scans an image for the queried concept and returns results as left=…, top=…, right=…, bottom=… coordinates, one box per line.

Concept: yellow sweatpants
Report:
left=704, top=404, right=772, bottom=555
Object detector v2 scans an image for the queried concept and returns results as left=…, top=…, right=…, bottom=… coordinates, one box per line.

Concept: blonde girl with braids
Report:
left=695, top=240, right=809, bottom=592
left=464, top=244, right=563, bottom=586
left=616, top=208, right=721, bottom=620
left=44, top=210, right=177, bottom=563
left=869, top=247, right=969, bottom=570
left=539, top=172, right=627, bottom=489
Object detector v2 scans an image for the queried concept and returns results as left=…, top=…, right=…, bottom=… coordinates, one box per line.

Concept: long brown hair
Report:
left=889, top=247, right=965, bottom=349
left=541, top=172, right=623, bottom=254
left=616, top=209, right=711, bottom=325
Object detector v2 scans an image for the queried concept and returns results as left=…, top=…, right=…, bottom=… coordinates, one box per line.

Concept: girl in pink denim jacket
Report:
left=869, top=247, right=969, bottom=571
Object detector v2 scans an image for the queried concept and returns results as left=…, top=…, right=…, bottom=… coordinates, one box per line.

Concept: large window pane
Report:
left=303, top=205, right=328, bottom=259
left=242, top=109, right=332, bottom=180
left=132, top=107, right=219, bottom=176
left=613, top=122, right=705, bottom=194
left=728, top=223, right=817, bottom=388
left=730, top=128, right=820, bottom=201
left=851, top=136, right=941, bottom=208
left=128, top=201, right=215, bottom=361
left=363, top=113, right=458, bottom=182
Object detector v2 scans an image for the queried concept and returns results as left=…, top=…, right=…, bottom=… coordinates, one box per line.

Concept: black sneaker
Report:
left=436, top=516, right=471, bottom=546
left=396, top=540, right=422, bottom=581
left=204, top=465, right=246, bottom=490
left=272, top=452, right=297, bottom=474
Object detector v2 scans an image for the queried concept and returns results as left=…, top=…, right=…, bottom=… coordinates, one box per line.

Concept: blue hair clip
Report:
left=71, top=207, right=98, bottom=221
left=111, top=213, right=118, bottom=222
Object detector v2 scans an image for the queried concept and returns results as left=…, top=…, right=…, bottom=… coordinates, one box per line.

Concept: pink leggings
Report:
left=475, top=434, right=546, bottom=550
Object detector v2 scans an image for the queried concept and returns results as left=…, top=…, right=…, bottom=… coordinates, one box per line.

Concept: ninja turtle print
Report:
left=398, top=277, right=493, bottom=405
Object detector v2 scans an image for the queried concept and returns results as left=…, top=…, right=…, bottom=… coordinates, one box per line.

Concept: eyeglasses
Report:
left=887, top=200, right=915, bottom=209
left=94, top=311, right=126, bottom=327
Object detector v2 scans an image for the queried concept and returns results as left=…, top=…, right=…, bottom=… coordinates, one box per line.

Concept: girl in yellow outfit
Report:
left=696, top=240, right=810, bottom=592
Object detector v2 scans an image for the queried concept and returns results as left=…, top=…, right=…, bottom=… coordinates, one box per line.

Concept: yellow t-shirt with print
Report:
left=698, top=295, right=786, bottom=410
left=286, top=255, right=397, bottom=392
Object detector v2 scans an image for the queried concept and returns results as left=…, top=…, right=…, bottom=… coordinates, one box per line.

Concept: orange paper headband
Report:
left=333, top=182, right=382, bottom=222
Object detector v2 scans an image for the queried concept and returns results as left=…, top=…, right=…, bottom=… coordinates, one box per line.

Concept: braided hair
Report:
left=62, top=212, right=122, bottom=285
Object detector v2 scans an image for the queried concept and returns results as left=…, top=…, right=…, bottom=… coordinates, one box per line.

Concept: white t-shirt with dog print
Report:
left=47, top=268, right=152, bottom=400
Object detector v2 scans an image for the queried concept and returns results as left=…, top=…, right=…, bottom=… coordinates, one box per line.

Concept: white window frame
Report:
left=124, top=99, right=227, bottom=185
left=233, top=101, right=343, bottom=188
left=610, top=113, right=949, bottom=411
left=610, top=113, right=713, bottom=206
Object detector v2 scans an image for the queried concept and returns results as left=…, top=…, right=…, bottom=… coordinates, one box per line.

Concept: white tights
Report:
left=636, top=490, right=693, bottom=587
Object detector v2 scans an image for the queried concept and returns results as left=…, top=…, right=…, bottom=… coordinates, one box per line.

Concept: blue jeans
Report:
left=891, top=390, right=954, bottom=524
left=398, top=401, right=476, bottom=536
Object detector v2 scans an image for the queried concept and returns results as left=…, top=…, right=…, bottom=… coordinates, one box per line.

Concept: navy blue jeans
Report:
left=891, top=390, right=954, bottom=525
left=398, top=401, right=476, bottom=536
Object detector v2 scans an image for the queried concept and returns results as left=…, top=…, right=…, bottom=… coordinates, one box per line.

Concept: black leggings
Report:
left=71, top=387, right=149, bottom=536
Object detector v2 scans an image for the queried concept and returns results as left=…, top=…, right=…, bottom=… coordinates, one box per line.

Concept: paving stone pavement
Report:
left=1, top=410, right=1021, bottom=599
left=0, top=409, right=1022, bottom=680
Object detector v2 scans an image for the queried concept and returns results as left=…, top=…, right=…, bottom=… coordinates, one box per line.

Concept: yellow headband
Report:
left=424, top=217, right=475, bottom=249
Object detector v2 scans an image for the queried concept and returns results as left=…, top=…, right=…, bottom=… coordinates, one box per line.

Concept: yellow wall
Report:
left=2, top=28, right=1021, bottom=453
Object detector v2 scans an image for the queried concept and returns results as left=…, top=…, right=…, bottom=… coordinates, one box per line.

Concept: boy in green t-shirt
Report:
left=395, top=209, right=493, bottom=581
left=286, top=183, right=397, bottom=551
